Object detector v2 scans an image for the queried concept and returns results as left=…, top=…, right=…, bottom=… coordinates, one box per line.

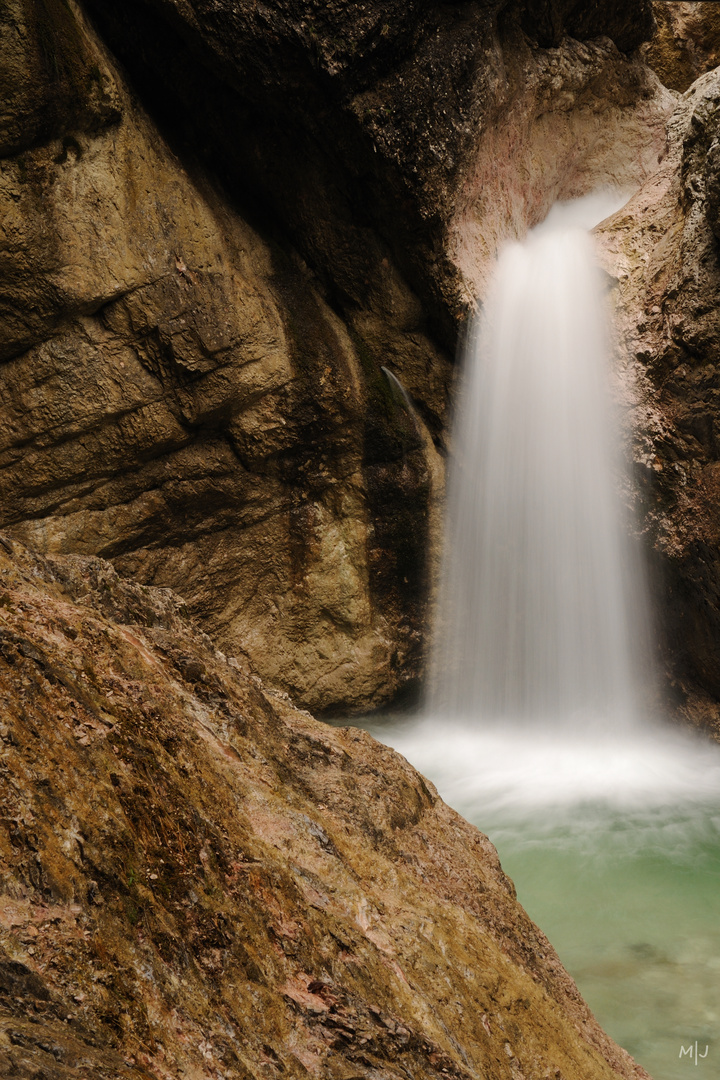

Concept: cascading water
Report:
left=430, top=193, right=645, bottom=728
left=357, top=192, right=720, bottom=1079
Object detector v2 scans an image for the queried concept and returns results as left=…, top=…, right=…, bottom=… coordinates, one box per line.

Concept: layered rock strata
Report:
left=0, top=535, right=651, bottom=1080
left=0, top=0, right=446, bottom=715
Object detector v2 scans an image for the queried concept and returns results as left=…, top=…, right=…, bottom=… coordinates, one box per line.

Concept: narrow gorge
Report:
left=1, top=2, right=720, bottom=1078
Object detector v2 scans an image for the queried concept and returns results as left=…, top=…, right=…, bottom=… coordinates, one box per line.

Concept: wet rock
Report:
left=0, top=0, right=444, bottom=715
left=0, top=536, right=651, bottom=1080
left=450, top=29, right=673, bottom=303
left=597, top=67, right=720, bottom=737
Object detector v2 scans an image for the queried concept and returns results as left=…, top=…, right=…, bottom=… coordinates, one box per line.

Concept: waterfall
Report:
left=361, top=199, right=720, bottom=1068
left=429, top=192, right=649, bottom=730
left=364, top=190, right=720, bottom=810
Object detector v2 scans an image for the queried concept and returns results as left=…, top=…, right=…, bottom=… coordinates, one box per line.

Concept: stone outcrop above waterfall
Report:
left=0, top=0, right=670, bottom=713
left=597, top=67, right=720, bottom=736
left=80, top=0, right=669, bottom=317
left=0, top=535, right=652, bottom=1080
left=645, top=2, right=720, bottom=93
left=450, top=32, right=673, bottom=302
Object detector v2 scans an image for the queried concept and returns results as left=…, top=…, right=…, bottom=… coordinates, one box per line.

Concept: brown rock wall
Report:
left=0, top=0, right=445, bottom=715
left=645, top=2, right=720, bottom=93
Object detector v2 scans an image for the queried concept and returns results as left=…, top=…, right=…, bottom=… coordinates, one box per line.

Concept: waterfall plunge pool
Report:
left=356, top=716, right=720, bottom=1080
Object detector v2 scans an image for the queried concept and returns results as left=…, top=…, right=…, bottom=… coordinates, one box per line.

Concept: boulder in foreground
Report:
left=0, top=538, right=647, bottom=1079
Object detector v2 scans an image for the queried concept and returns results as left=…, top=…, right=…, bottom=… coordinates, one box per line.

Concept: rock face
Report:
left=596, top=67, right=720, bottom=736
left=80, top=0, right=669, bottom=317
left=645, top=2, right=720, bottom=93
left=0, top=535, right=651, bottom=1080
left=0, top=0, right=672, bottom=714
left=451, top=33, right=673, bottom=302
left=0, top=0, right=447, bottom=716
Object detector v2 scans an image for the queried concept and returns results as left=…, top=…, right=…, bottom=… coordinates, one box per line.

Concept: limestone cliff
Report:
left=0, top=536, right=650, bottom=1080
left=0, top=0, right=672, bottom=714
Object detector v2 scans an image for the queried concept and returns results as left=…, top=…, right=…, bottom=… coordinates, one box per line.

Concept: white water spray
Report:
left=430, top=192, right=647, bottom=731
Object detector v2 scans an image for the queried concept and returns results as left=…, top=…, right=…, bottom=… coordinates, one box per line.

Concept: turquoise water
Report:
left=358, top=719, right=720, bottom=1080
left=493, top=809, right=720, bottom=1080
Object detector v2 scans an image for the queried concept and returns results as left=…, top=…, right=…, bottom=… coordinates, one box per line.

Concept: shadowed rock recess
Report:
left=0, top=0, right=673, bottom=714
left=0, top=537, right=651, bottom=1080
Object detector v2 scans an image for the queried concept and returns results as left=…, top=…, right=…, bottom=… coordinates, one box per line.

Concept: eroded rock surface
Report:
left=645, top=2, right=720, bottom=92
left=597, top=67, right=720, bottom=736
left=451, top=32, right=673, bottom=302
left=0, top=535, right=651, bottom=1080
left=80, top=0, right=670, bottom=314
